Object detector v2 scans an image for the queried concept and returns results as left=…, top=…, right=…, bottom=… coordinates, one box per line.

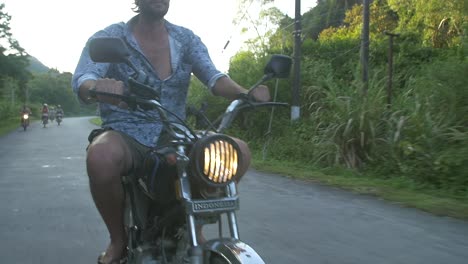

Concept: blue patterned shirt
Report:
left=72, top=16, right=226, bottom=147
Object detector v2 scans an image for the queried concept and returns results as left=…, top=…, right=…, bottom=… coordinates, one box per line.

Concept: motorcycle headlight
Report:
left=23, top=114, right=29, bottom=119
left=190, top=134, right=243, bottom=187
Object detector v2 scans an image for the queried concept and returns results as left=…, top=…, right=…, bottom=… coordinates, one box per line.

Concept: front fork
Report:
left=175, top=145, right=242, bottom=264
left=173, top=145, right=202, bottom=264
left=174, top=146, right=199, bottom=247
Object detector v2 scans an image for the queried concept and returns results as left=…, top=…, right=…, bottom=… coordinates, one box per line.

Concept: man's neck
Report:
left=134, top=14, right=166, bottom=35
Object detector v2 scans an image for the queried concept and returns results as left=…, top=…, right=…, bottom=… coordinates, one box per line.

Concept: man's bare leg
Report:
left=87, top=131, right=132, bottom=263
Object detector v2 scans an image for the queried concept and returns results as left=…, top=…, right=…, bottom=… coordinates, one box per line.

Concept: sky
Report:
left=1, top=0, right=315, bottom=73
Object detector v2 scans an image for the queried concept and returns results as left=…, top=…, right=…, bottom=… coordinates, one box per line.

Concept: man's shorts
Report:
left=87, top=128, right=151, bottom=174
left=87, top=128, right=176, bottom=204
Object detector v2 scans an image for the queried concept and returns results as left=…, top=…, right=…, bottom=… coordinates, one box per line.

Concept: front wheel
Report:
left=210, top=254, right=229, bottom=264
left=204, top=239, right=265, bottom=264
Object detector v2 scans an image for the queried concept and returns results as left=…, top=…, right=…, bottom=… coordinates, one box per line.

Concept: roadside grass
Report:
left=90, top=117, right=102, bottom=126
left=0, top=118, right=25, bottom=135
left=252, top=156, right=468, bottom=221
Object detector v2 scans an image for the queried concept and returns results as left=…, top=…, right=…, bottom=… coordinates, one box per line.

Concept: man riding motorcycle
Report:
left=20, top=105, right=32, bottom=130
left=56, top=105, right=64, bottom=117
left=41, top=103, right=49, bottom=128
left=71, top=0, right=270, bottom=263
left=56, top=105, right=64, bottom=125
left=49, top=106, right=56, bottom=123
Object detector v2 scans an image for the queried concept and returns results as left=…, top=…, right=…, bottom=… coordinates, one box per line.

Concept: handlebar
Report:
left=89, top=88, right=289, bottom=138
left=215, top=98, right=288, bottom=133
left=89, top=89, right=158, bottom=110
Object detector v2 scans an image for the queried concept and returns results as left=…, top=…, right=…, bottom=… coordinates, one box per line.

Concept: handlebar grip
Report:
left=88, top=89, right=127, bottom=101
left=88, top=88, right=159, bottom=111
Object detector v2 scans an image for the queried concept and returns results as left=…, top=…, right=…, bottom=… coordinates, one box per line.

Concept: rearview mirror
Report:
left=89, top=37, right=130, bottom=63
left=264, top=55, right=292, bottom=79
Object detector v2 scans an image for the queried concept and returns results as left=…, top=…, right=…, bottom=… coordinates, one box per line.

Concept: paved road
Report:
left=1, top=117, right=468, bottom=264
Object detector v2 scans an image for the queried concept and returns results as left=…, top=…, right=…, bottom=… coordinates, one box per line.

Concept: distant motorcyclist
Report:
left=20, top=104, right=32, bottom=116
left=56, top=105, right=64, bottom=125
left=49, top=106, right=56, bottom=123
left=56, top=105, right=64, bottom=116
left=41, top=103, right=49, bottom=128
left=20, top=105, right=32, bottom=129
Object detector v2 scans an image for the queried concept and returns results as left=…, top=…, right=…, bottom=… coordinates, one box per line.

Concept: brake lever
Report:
left=88, top=89, right=142, bottom=111
left=237, top=93, right=256, bottom=108
left=88, top=89, right=127, bottom=101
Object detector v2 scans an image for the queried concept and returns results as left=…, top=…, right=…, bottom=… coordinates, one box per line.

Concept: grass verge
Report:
left=0, top=118, right=26, bottom=135
left=252, top=157, right=468, bottom=221
left=89, top=117, right=102, bottom=126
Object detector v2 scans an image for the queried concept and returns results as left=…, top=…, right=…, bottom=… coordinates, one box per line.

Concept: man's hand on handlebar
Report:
left=92, top=78, right=126, bottom=107
left=248, top=85, right=271, bottom=102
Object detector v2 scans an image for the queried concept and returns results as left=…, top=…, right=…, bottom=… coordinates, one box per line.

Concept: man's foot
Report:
left=97, top=242, right=127, bottom=264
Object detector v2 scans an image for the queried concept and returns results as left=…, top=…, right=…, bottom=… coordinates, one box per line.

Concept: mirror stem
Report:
left=124, top=58, right=147, bottom=83
left=248, top=73, right=274, bottom=91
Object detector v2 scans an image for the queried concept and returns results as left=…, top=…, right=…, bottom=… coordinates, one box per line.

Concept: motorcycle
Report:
left=49, top=110, right=56, bottom=123
left=88, top=37, right=292, bottom=264
left=21, top=113, right=29, bottom=131
left=56, top=112, right=63, bottom=126
left=42, top=113, right=48, bottom=128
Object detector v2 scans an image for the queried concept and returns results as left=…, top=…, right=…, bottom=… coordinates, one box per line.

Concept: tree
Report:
left=29, top=70, right=84, bottom=115
left=0, top=3, right=31, bottom=103
left=318, top=0, right=398, bottom=42
left=387, top=0, right=466, bottom=48
left=302, top=0, right=362, bottom=40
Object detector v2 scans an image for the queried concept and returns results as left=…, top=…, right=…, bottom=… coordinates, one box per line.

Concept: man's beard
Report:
left=139, top=1, right=169, bottom=20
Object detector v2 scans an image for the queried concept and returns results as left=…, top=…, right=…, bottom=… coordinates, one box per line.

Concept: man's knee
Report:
left=86, top=131, right=131, bottom=183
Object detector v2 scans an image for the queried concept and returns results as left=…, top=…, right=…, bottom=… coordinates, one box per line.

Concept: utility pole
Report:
left=361, top=0, right=370, bottom=95
left=291, top=0, right=301, bottom=122
left=26, top=86, right=29, bottom=104
left=384, top=31, right=400, bottom=108
left=11, top=88, right=15, bottom=106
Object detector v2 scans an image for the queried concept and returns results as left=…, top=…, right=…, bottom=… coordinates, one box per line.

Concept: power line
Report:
left=330, top=44, right=361, bottom=61
left=221, top=0, right=255, bottom=53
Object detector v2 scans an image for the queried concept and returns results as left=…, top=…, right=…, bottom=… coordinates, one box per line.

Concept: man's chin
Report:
left=141, top=8, right=168, bottom=19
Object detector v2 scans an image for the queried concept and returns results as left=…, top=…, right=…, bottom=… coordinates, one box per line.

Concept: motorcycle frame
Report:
left=122, top=141, right=263, bottom=264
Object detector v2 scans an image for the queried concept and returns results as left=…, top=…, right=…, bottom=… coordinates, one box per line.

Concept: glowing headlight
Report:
left=191, top=134, right=243, bottom=187
left=23, top=114, right=29, bottom=119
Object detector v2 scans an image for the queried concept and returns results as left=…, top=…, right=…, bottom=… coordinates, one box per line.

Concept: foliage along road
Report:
left=0, top=117, right=467, bottom=263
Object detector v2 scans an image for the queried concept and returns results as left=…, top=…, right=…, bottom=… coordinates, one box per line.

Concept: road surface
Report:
left=1, top=117, right=467, bottom=264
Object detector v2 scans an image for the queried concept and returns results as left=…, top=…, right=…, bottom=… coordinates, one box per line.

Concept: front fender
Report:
left=203, top=238, right=265, bottom=264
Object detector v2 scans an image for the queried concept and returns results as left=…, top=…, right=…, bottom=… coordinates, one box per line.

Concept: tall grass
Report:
left=381, top=57, right=468, bottom=192
left=248, top=56, right=467, bottom=193
left=0, top=100, right=17, bottom=121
